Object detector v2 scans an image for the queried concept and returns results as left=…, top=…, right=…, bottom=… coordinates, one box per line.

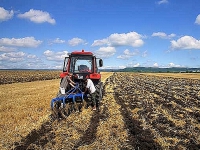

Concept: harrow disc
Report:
left=51, top=100, right=85, bottom=120
left=51, top=101, right=66, bottom=120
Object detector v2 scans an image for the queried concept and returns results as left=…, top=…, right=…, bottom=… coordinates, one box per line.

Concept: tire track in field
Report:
left=114, top=93, right=161, bottom=149
left=111, top=74, right=161, bottom=150
left=73, top=106, right=109, bottom=149
left=73, top=80, right=110, bottom=149
left=13, top=121, right=55, bottom=150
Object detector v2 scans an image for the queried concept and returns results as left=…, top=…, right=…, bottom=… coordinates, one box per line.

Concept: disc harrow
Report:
left=50, top=83, right=86, bottom=119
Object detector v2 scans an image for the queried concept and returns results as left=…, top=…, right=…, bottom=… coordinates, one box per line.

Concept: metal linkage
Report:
left=51, top=83, right=84, bottom=109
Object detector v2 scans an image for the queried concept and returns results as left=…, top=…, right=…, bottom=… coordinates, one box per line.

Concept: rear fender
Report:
left=89, top=73, right=101, bottom=80
left=60, top=72, right=69, bottom=78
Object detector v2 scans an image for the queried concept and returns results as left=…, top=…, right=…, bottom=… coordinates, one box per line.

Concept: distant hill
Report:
left=100, top=67, right=200, bottom=73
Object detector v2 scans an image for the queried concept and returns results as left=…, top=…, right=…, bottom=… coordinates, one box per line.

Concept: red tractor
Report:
left=51, top=50, right=103, bottom=118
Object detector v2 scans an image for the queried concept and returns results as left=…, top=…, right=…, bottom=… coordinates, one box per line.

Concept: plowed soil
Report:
left=2, top=72, right=200, bottom=149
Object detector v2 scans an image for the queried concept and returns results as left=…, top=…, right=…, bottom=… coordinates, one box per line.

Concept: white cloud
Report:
left=171, top=36, right=200, bottom=50
left=153, top=63, right=159, bottom=67
left=195, top=14, right=200, bottom=25
left=100, top=65, right=126, bottom=70
left=44, top=50, right=68, bottom=61
left=0, top=51, right=47, bottom=69
left=127, top=62, right=140, bottom=67
left=0, top=37, right=42, bottom=48
left=27, top=54, right=37, bottom=59
left=117, top=49, right=139, bottom=59
left=95, top=47, right=116, bottom=58
left=51, top=65, right=63, bottom=70
left=152, top=32, right=176, bottom=39
left=92, top=39, right=108, bottom=47
left=24, top=58, right=46, bottom=69
left=109, top=32, right=144, bottom=47
left=0, top=46, right=16, bottom=52
left=44, top=50, right=53, bottom=56
left=68, top=38, right=86, bottom=46
left=119, top=65, right=126, bottom=69
left=17, top=9, right=56, bottom=24
left=0, top=51, right=26, bottom=62
left=52, top=38, right=65, bottom=44
left=142, top=50, right=148, bottom=57
left=133, top=63, right=140, bottom=67
left=168, top=62, right=181, bottom=68
left=92, top=31, right=144, bottom=47
left=157, top=0, right=168, bottom=5
left=117, top=55, right=130, bottom=59
left=124, top=49, right=139, bottom=55
left=0, top=7, right=14, bottom=22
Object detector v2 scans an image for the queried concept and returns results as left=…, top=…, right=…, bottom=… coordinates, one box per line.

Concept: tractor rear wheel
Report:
left=95, top=82, right=103, bottom=108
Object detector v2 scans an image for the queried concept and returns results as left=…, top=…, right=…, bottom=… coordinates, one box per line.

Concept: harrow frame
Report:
left=51, top=83, right=85, bottom=110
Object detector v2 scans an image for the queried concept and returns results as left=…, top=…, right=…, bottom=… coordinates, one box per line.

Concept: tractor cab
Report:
left=60, top=50, right=103, bottom=82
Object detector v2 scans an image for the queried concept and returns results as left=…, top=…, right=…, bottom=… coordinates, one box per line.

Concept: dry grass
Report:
left=0, top=72, right=113, bottom=149
left=0, top=79, right=59, bottom=149
left=100, top=72, right=113, bottom=83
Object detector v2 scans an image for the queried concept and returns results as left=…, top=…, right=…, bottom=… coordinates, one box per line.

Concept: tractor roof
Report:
left=71, top=50, right=93, bottom=56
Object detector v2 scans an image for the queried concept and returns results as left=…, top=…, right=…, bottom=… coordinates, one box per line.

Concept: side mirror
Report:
left=99, top=59, right=103, bottom=67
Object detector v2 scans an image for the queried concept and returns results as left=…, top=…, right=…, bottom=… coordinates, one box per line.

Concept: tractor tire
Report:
left=95, top=82, right=103, bottom=109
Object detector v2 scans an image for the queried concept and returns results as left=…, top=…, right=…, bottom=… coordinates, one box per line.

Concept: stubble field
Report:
left=0, top=71, right=200, bottom=149
left=0, top=70, right=60, bottom=84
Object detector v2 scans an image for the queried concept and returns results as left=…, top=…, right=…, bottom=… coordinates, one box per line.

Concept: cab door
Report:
left=63, top=57, right=69, bottom=72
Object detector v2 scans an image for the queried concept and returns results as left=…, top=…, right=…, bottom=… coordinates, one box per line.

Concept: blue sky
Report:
left=0, top=0, right=200, bottom=69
